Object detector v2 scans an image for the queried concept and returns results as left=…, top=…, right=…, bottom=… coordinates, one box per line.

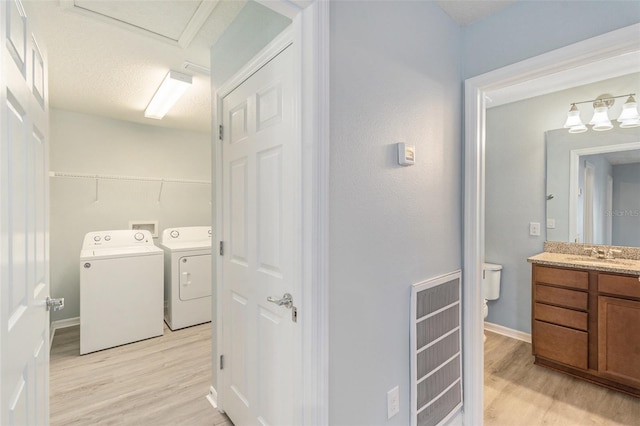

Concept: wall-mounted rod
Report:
left=569, top=93, right=635, bottom=107
left=50, top=171, right=210, bottom=185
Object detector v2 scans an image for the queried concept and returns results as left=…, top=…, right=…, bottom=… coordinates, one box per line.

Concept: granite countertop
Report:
left=528, top=250, right=640, bottom=276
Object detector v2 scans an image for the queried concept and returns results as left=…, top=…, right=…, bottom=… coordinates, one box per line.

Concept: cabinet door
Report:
left=598, top=296, right=640, bottom=387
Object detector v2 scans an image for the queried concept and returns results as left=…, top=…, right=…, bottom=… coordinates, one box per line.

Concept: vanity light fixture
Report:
left=563, top=93, right=640, bottom=133
left=618, top=95, right=640, bottom=128
left=144, top=70, right=192, bottom=120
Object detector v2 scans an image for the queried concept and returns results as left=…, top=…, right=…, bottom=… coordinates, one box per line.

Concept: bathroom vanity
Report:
left=529, top=245, right=640, bottom=397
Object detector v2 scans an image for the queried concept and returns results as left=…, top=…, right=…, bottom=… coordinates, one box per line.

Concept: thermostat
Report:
left=397, top=143, right=415, bottom=166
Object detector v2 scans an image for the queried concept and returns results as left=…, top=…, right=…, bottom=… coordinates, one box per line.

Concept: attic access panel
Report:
left=64, top=0, right=217, bottom=47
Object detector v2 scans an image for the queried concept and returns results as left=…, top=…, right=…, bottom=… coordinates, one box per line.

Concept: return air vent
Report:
left=411, top=271, right=463, bottom=426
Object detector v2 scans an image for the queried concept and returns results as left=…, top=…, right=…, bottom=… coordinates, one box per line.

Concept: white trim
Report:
left=484, top=322, right=531, bottom=343
left=49, top=316, right=80, bottom=348
left=464, top=23, right=640, bottom=426
left=206, top=386, right=218, bottom=409
left=213, top=2, right=329, bottom=424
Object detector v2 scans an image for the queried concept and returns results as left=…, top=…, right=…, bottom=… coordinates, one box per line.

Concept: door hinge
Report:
left=220, top=355, right=224, bottom=370
left=219, top=241, right=224, bottom=256
left=219, top=124, right=223, bottom=140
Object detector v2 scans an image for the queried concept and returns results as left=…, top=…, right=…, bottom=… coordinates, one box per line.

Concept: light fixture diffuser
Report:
left=617, top=95, right=640, bottom=128
left=564, top=104, right=587, bottom=133
left=589, top=101, right=613, bottom=131
left=144, top=70, right=192, bottom=120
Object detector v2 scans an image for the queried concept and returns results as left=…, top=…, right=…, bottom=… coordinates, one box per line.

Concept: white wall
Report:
left=50, top=108, right=211, bottom=323
left=329, top=2, right=462, bottom=424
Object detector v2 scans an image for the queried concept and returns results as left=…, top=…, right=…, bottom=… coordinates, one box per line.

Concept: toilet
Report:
left=482, top=262, right=502, bottom=339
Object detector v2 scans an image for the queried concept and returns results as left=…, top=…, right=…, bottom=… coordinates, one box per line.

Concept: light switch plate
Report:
left=529, top=222, right=541, bottom=236
left=387, top=386, right=399, bottom=419
left=397, top=143, right=415, bottom=166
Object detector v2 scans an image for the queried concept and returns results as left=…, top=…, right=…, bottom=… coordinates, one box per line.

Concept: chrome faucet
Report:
left=606, top=248, right=622, bottom=259
left=584, top=247, right=599, bottom=258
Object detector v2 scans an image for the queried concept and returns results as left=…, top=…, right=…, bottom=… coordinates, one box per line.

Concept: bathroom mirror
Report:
left=546, top=127, right=640, bottom=246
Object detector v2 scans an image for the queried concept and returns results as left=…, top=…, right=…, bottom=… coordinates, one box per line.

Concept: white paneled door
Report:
left=1, top=0, right=51, bottom=425
left=220, top=43, right=302, bottom=425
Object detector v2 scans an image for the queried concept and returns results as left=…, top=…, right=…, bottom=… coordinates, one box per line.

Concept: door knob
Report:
left=46, top=297, right=65, bottom=312
left=267, top=293, right=293, bottom=309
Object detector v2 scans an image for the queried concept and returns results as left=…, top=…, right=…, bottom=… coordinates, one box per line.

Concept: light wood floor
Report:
left=52, top=325, right=639, bottom=425
left=50, top=322, right=233, bottom=426
left=484, top=330, right=640, bottom=425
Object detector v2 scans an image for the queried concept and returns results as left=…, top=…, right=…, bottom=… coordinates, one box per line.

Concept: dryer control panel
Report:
left=161, top=226, right=212, bottom=244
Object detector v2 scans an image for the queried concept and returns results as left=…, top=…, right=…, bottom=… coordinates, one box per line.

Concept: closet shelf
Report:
left=49, top=171, right=211, bottom=185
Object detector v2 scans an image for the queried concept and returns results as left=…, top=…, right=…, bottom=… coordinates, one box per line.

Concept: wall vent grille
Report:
left=411, top=270, right=463, bottom=426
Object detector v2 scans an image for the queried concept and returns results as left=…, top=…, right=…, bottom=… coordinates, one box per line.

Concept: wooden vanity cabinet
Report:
left=531, top=264, right=640, bottom=397
left=532, top=265, right=589, bottom=370
left=598, top=274, right=640, bottom=388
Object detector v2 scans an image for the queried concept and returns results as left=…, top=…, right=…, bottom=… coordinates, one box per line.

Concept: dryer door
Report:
left=179, top=254, right=212, bottom=300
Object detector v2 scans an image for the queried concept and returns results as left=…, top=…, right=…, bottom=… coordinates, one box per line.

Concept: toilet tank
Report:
left=483, top=262, right=502, bottom=300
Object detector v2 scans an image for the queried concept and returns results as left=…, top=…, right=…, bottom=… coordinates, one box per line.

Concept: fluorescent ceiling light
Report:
left=144, top=70, right=192, bottom=120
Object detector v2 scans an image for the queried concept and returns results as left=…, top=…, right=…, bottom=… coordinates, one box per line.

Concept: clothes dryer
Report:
left=80, top=230, right=164, bottom=355
left=159, top=226, right=212, bottom=330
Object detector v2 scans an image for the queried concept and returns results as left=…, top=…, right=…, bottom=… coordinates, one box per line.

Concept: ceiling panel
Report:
left=73, top=0, right=202, bottom=41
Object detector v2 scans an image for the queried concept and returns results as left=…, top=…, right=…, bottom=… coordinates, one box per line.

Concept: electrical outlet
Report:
left=387, top=386, right=399, bottom=419
left=547, top=218, right=556, bottom=229
left=529, top=222, right=541, bottom=236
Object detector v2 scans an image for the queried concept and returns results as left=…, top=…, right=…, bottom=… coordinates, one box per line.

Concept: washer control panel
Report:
left=82, top=229, right=154, bottom=249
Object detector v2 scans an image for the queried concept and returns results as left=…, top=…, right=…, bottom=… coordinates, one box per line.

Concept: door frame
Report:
left=212, top=1, right=329, bottom=424
left=464, top=23, right=640, bottom=423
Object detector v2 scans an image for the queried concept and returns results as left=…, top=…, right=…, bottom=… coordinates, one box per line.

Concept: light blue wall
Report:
left=483, top=72, right=640, bottom=335
left=612, top=163, right=640, bottom=246
left=463, top=0, right=640, bottom=78
left=210, top=1, right=291, bottom=88
left=329, top=2, right=462, bottom=424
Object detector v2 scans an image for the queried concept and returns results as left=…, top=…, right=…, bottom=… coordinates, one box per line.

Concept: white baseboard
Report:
left=49, top=316, right=80, bottom=348
left=206, top=386, right=218, bottom=409
left=484, top=321, right=531, bottom=343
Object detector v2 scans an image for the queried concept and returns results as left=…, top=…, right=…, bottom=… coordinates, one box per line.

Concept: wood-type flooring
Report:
left=50, top=322, right=232, bottom=426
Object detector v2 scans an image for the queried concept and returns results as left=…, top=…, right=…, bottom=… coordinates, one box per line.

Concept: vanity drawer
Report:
left=599, top=273, right=640, bottom=299
left=534, top=302, right=588, bottom=331
left=534, top=265, right=588, bottom=290
left=534, top=320, right=588, bottom=370
left=535, top=284, right=588, bottom=311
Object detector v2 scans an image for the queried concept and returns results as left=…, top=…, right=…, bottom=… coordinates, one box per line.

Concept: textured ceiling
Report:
left=26, top=0, right=289, bottom=134
left=24, top=0, right=515, bottom=134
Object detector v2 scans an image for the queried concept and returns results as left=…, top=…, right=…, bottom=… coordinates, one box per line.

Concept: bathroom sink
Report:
left=564, top=256, right=637, bottom=267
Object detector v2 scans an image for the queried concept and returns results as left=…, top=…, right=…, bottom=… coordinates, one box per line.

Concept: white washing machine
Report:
left=80, top=229, right=164, bottom=355
left=159, top=226, right=212, bottom=330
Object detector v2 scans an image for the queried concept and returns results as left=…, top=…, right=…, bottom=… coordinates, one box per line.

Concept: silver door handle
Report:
left=46, top=297, right=65, bottom=312
left=267, top=293, right=293, bottom=309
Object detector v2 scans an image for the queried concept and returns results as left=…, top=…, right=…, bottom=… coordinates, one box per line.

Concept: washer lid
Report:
left=80, top=245, right=163, bottom=260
